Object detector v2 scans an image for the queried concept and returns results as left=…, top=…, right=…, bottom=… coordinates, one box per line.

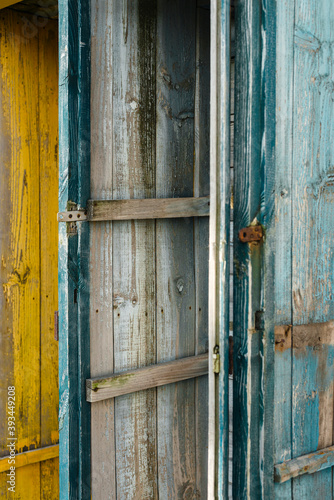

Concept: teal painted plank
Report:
left=208, top=0, right=230, bottom=498
left=261, top=0, right=276, bottom=496
left=58, top=0, right=91, bottom=498
left=233, top=0, right=263, bottom=497
left=274, top=0, right=294, bottom=499
left=233, top=0, right=276, bottom=497
left=291, top=1, right=334, bottom=498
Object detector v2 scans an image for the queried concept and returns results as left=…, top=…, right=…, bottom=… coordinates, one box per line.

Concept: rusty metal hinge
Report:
left=239, top=225, right=263, bottom=243
left=213, top=345, right=220, bottom=374
left=54, top=311, right=59, bottom=341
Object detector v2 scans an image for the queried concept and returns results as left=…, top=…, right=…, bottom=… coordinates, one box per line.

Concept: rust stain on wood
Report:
left=275, top=325, right=292, bottom=352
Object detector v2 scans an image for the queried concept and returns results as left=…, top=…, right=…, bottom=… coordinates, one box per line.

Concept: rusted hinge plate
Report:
left=239, top=225, right=263, bottom=243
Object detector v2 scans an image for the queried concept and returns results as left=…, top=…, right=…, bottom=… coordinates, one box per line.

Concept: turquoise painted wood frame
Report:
left=58, top=0, right=91, bottom=498
left=233, top=0, right=276, bottom=498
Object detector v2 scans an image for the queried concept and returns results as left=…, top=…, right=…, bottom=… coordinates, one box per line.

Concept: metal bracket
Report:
left=239, top=225, right=263, bottom=243
left=213, top=345, right=220, bottom=374
left=57, top=209, right=87, bottom=222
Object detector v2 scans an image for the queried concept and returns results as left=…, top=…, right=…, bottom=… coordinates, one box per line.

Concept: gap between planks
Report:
left=86, top=353, right=208, bottom=402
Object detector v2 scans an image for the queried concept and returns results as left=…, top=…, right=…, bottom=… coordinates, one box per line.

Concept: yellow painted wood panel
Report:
left=39, top=19, right=59, bottom=500
left=0, top=1, right=19, bottom=10
left=0, top=10, right=58, bottom=498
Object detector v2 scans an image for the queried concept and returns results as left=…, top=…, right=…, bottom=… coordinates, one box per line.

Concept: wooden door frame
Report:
left=208, top=0, right=231, bottom=498
left=58, top=0, right=91, bottom=499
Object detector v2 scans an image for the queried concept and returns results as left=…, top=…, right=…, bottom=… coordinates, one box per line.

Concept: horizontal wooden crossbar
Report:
left=86, top=353, right=209, bottom=402
left=274, top=445, right=334, bottom=483
left=87, top=196, right=210, bottom=221
left=0, top=444, right=59, bottom=473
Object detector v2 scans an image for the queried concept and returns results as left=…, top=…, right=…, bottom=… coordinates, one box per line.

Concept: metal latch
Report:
left=213, top=345, right=220, bottom=374
left=239, top=225, right=263, bottom=243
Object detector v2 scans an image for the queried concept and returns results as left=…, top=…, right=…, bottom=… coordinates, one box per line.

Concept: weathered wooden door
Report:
left=210, top=0, right=334, bottom=499
left=0, top=7, right=59, bottom=498
left=59, top=0, right=210, bottom=498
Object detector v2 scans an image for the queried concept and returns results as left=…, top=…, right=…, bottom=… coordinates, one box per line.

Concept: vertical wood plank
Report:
left=274, top=0, right=294, bottom=498
left=208, top=0, right=231, bottom=498
left=194, top=3, right=210, bottom=498
left=112, top=1, right=158, bottom=498
left=0, top=9, right=41, bottom=498
left=261, top=0, right=276, bottom=496
left=156, top=1, right=198, bottom=497
left=233, top=0, right=263, bottom=497
left=90, top=1, right=116, bottom=498
left=233, top=0, right=276, bottom=496
left=39, top=19, right=59, bottom=499
left=291, top=1, right=334, bottom=498
left=58, top=0, right=91, bottom=497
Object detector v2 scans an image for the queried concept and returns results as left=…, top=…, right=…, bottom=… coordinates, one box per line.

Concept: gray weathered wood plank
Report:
left=90, top=1, right=116, bottom=497
left=156, top=0, right=198, bottom=497
left=87, top=354, right=209, bottom=402
left=87, top=196, right=210, bottom=221
left=112, top=1, right=158, bottom=498
left=194, top=2, right=210, bottom=497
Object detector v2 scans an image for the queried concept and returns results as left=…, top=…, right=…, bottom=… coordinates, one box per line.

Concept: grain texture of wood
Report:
left=275, top=446, right=334, bottom=484
left=112, top=1, right=158, bottom=498
left=194, top=3, right=210, bottom=497
left=233, top=0, right=276, bottom=497
left=233, top=0, right=263, bottom=497
left=156, top=1, right=198, bottom=497
left=291, top=2, right=334, bottom=499
left=58, top=0, right=91, bottom=498
left=39, top=19, right=59, bottom=499
left=0, top=445, right=59, bottom=473
left=208, top=1, right=230, bottom=498
left=274, top=0, right=294, bottom=497
left=273, top=1, right=334, bottom=498
left=0, top=10, right=41, bottom=498
left=87, top=354, right=209, bottom=402
left=87, top=196, right=210, bottom=221
left=90, top=1, right=116, bottom=497
left=89, top=1, right=210, bottom=497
